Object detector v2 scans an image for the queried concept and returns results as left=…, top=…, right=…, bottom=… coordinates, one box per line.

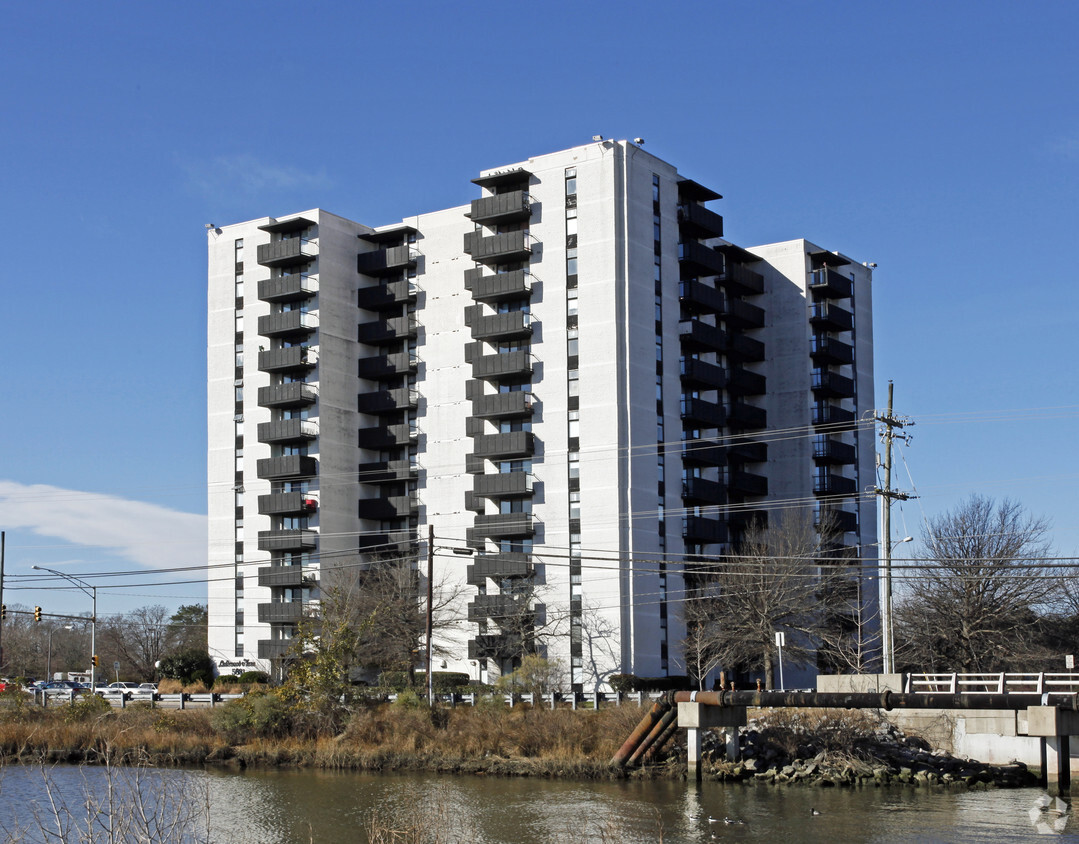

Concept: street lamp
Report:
left=880, top=536, right=913, bottom=675
left=46, top=624, right=74, bottom=681
left=32, top=567, right=97, bottom=691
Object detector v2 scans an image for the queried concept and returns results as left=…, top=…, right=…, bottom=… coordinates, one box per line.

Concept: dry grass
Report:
left=0, top=697, right=659, bottom=777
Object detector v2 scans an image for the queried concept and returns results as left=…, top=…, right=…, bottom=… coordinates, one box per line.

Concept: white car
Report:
left=105, top=682, right=141, bottom=691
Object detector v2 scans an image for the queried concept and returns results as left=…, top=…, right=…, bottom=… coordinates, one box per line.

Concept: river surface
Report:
left=0, top=764, right=1075, bottom=842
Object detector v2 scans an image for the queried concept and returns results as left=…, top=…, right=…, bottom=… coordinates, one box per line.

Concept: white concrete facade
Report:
left=206, top=141, right=877, bottom=689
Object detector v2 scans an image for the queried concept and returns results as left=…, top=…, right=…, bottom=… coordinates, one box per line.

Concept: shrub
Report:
left=210, top=690, right=291, bottom=743
left=158, top=650, right=215, bottom=686
left=236, top=671, right=270, bottom=685
left=63, top=693, right=112, bottom=724
left=391, top=688, right=428, bottom=711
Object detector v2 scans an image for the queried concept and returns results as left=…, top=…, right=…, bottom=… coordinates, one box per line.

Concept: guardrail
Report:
left=906, top=673, right=1079, bottom=697
left=32, top=690, right=247, bottom=709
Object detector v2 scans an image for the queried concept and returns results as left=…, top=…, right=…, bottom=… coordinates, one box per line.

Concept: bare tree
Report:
left=893, top=495, right=1059, bottom=673
left=679, top=510, right=848, bottom=689
left=101, top=605, right=173, bottom=680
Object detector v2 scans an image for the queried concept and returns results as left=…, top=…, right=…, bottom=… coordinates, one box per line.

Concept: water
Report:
left=0, top=764, right=1075, bottom=842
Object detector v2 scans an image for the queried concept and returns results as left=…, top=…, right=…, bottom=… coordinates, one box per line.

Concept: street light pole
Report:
left=32, top=567, right=96, bottom=690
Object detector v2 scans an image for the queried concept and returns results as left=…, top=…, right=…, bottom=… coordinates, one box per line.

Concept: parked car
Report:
left=106, top=682, right=141, bottom=691
left=41, top=681, right=89, bottom=696
left=136, top=683, right=157, bottom=692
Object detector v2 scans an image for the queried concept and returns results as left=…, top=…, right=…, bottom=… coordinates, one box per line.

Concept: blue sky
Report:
left=2, top=1, right=1076, bottom=616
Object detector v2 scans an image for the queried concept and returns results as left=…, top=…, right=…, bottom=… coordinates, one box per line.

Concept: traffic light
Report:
left=1, top=605, right=6, bottom=620
left=33, top=606, right=42, bottom=622
left=92, top=655, right=99, bottom=667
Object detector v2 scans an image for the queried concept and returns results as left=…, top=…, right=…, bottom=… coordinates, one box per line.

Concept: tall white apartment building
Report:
left=207, top=140, right=877, bottom=688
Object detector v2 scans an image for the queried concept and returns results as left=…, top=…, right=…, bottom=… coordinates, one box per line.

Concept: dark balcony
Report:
left=719, top=296, right=766, bottom=329
left=357, top=279, right=417, bottom=311
left=467, top=594, right=528, bottom=624
left=468, top=190, right=531, bottom=224
left=472, top=390, right=535, bottom=419
left=258, top=311, right=318, bottom=339
left=814, top=473, right=858, bottom=496
left=473, top=431, right=535, bottom=460
left=257, top=418, right=318, bottom=445
left=679, top=358, right=726, bottom=390
left=810, top=268, right=853, bottom=299
left=257, top=492, right=318, bottom=516
left=358, top=531, right=417, bottom=551
left=257, top=529, right=317, bottom=552
left=357, top=315, right=418, bottom=345
left=719, top=263, right=765, bottom=297
left=257, top=602, right=305, bottom=624
left=357, top=387, right=418, bottom=415
left=729, top=333, right=765, bottom=362
left=728, top=469, right=768, bottom=496
left=357, top=351, right=417, bottom=380
left=816, top=507, right=859, bottom=534
left=472, top=513, right=535, bottom=539
left=678, top=320, right=727, bottom=352
left=678, top=240, right=726, bottom=279
left=468, top=634, right=525, bottom=660
left=682, top=515, right=728, bottom=544
left=358, top=423, right=418, bottom=449
left=681, top=397, right=725, bottom=428
left=677, top=202, right=724, bottom=239
left=357, top=494, right=416, bottom=520
left=471, top=310, right=533, bottom=342
left=463, top=230, right=533, bottom=264
left=258, top=382, right=318, bottom=408
left=811, top=369, right=856, bottom=398
left=257, top=238, right=317, bottom=268
left=258, top=565, right=308, bottom=588
left=812, top=403, right=857, bottom=428
left=258, top=345, right=317, bottom=374
left=727, top=366, right=766, bottom=396
left=357, top=244, right=419, bottom=277
left=727, top=401, right=767, bottom=430
left=813, top=437, right=857, bottom=465
left=725, top=441, right=768, bottom=463
left=811, top=335, right=854, bottom=365
left=466, top=552, right=531, bottom=585
left=472, top=350, right=533, bottom=382
left=258, top=640, right=293, bottom=659
left=681, top=440, right=725, bottom=467
left=679, top=280, right=724, bottom=314
left=258, top=274, right=318, bottom=303
left=682, top=476, right=725, bottom=504
left=474, top=472, right=534, bottom=499
left=357, top=459, right=417, bottom=484
left=729, top=509, right=769, bottom=531
left=465, top=268, right=532, bottom=303
left=810, top=301, right=854, bottom=332
left=257, top=455, right=317, bottom=480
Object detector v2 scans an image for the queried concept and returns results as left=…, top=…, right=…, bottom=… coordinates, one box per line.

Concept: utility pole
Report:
left=875, top=381, right=914, bottom=674
left=426, top=523, right=434, bottom=705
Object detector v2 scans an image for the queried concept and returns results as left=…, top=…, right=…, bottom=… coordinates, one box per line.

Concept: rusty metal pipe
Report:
left=640, top=717, right=681, bottom=764
left=671, top=690, right=1079, bottom=712
left=610, top=699, right=671, bottom=767
left=627, top=706, right=679, bottom=766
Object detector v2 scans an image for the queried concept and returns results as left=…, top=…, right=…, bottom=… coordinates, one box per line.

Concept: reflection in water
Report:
left=1, top=764, right=1077, bottom=843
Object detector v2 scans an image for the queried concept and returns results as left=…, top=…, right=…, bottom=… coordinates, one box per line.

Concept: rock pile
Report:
left=701, top=715, right=1036, bottom=789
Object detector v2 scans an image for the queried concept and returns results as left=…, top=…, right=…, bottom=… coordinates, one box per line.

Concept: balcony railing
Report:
left=678, top=320, right=727, bottom=352
left=471, top=513, right=535, bottom=539
left=682, top=515, right=728, bottom=544
left=357, top=459, right=418, bottom=485
left=257, top=418, right=319, bottom=444
left=678, top=240, right=726, bottom=279
left=468, top=191, right=532, bottom=225
left=357, top=351, right=418, bottom=380
left=813, top=473, right=858, bottom=496
left=471, top=310, right=533, bottom=342
left=357, top=387, right=419, bottom=415
left=257, top=492, right=318, bottom=516
left=258, top=274, right=318, bottom=303
left=681, top=476, right=725, bottom=504
left=357, top=494, right=417, bottom=520
left=720, top=263, right=764, bottom=297
left=813, top=437, right=857, bottom=465
left=473, top=431, right=535, bottom=459
left=357, top=244, right=420, bottom=277
left=258, top=382, right=318, bottom=408
left=810, top=301, right=854, bottom=332
left=357, top=315, right=418, bottom=345
left=465, top=268, right=533, bottom=303
left=810, top=335, right=854, bottom=365
left=257, top=602, right=306, bottom=624
left=680, top=397, right=725, bottom=428
left=471, top=390, right=535, bottom=419
left=467, top=552, right=531, bottom=585
left=258, top=311, right=319, bottom=339
left=473, top=471, right=534, bottom=499
left=676, top=203, right=724, bottom=239
left=256, top=455, right=317, bottom=480
left=810, top=268, right=853, bottom=299
left=257, top=238, right=317, bottom=268
left=258, top=565, right=308, bottom=589
left=472, top=350, right=533, bottom=382
left=357, top=279, right=417, bottom=311
left=463, top=230, right=533, bottom=264
left=811, top=369, right=856, bottom=398
left=358, top=423, right=418, bottom=449
left=257, top=529, right=317, bottom=552
left=258, top=345, right=317, bottom=373
left=679, top=358, right=726, bottom=389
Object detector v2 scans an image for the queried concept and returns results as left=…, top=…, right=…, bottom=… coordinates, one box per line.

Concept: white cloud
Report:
left=181, top=153, right=333, bottom=201
left=0, top=481, right=206, bottom=571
